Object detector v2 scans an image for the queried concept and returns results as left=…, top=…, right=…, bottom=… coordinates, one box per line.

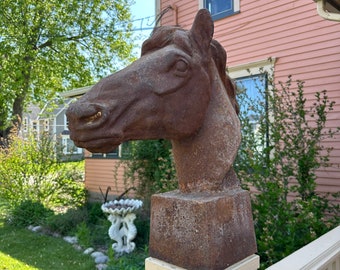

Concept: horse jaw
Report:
left=171, top=63, right=241, bottom=193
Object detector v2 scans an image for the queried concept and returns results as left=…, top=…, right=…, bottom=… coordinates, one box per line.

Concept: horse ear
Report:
left=190, top=9, right=214, bottom=52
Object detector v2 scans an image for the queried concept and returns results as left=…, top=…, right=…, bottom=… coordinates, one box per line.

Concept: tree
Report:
left=0, top=0, right=136, bottom=138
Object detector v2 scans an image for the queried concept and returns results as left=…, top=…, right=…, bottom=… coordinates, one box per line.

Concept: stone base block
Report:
left=145, top=257, right=186, bottom=270
left=149, top=188, right=257, bottom=270
left=145, top=254, right=260, bottom=270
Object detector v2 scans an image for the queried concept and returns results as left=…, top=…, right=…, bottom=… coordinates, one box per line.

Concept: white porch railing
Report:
left=267, top=225, right=340, bottom=270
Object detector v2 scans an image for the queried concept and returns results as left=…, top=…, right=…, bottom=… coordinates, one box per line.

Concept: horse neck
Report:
left=171, top=64, right=241, bottom=193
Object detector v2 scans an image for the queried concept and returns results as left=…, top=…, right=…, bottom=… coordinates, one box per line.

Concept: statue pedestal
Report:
left=145, top=254, right=260, bottom=270
left=149, top=188, right=257, bottom=270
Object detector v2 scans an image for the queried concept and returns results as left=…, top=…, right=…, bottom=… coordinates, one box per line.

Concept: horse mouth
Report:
left=73, top=137, right=121, bottom=153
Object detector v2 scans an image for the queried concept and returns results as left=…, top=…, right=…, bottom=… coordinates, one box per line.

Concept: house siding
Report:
left=84, top=152, right=136, bottom=201
left=56, top=113, right=65, bottom=135
left=158, top=0, right=340, bottom=199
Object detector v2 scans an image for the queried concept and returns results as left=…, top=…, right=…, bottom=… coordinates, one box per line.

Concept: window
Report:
left=88, top=142, right=130, bottom=159
left=61, top=130, right=83, bottom=155
left=43, top=119, right=49, bottom=132
left=32, top=121, right=38, bottom=132
left=23, top=117, right=28, bottom=132
left=228, top=58, right=276, bottom=157
left=91, top=148, right=119, bottom=159
left=228, top=59, right=276, bottom=111
left=235, top=74, right=267, bottom=133
left=202, top=0, right=240, bottom=20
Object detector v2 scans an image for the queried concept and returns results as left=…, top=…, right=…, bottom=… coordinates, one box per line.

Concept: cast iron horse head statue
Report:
left=66, top=9, right=241, bottom=193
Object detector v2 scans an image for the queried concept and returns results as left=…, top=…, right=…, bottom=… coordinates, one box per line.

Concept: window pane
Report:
left=234, top=74, right=268, bottom=172
left=90, top=147, right=119, bottom=159
left=205, top=0, right=233, bottom=17
left=235, top=75, right=266, bottom=117
left=235, top=74, right=266, bottom=136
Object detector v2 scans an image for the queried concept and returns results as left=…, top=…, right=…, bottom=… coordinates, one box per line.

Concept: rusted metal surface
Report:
left=149, top=170, right=257, bottom=270
left=66, top=9, right=256, bottom=269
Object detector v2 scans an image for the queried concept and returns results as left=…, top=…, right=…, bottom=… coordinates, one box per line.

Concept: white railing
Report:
left=267, top=225, right=340, bottom=270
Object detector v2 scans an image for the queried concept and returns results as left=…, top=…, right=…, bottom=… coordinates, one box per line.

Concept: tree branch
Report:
left=36, top=34, right=86, bottom=50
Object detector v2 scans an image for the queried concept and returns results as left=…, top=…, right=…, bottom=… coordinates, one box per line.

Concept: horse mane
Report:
left=210, top=39, right=239, bottom=115
left=141, top=26, right=239, bottom=115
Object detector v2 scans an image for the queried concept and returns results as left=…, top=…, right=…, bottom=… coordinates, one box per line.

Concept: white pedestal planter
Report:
left=101, top=199, right=143, bottom=254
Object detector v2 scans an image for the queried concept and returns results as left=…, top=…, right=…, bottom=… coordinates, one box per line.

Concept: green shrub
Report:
left=106, top=246, right=148, bottom=270
left=44, top=202, right=111, bottom=247
left=134, top=210, right=150, bottom=247
left=76, top=222, right=92, bottom=247
left=85, top=201, right=106, bottom=224
left=118, top=139, right=177, bottom=209
left=0, top=133, right=86, bottom=208
left=47, top=171, right=87, bottom=208
left=82, top=202, right=111, bottom=247
left=235, top=72, right=340, bottom=268
left=8, top=199, right=53, bottom=227
left=45, top=207, right=88, bottom=235
left=89, top=218, right=111, bottom=247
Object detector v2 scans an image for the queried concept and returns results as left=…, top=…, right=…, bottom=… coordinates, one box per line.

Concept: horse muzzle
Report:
left=66, top=102, right=107, bottom=130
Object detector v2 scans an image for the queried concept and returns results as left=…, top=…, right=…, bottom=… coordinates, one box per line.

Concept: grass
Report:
left=0, top=202, right=95, bottom=270
left=0, top=252, right=35, bottom=270
left=0, top=226, right=96, bottom=270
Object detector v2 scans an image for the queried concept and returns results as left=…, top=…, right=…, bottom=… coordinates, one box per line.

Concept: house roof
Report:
left=52, top=98, right=75, bottom=118
left=25, top=85, right=92, bottom=121
left=25, top=104, right=41, bottom=120
left=60, top=85, right=93, bottom=98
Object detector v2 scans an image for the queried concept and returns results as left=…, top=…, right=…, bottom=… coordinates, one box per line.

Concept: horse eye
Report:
left=174, top=60, right=189, bottom=77
left=176, top=60, right=188, bottom=72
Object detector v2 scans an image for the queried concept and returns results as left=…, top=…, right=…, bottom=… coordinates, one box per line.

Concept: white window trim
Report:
left=31, top=120, right=39, bottom=132
left=44, top=119, right=49, bottom=132
left=64, top=114, right=68, bottom=130
left=227, top=58, right=276, bottom=80
left=23, top=117, right=28, bottom=132
left=198, top=0, right=240, bottom=13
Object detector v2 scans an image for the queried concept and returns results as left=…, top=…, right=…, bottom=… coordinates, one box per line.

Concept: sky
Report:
left=130, top=0, right=156, bottom=56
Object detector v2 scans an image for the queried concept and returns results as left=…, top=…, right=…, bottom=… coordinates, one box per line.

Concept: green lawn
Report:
left=0, top=251, right=37, bottom=270
left=0, top=202, right=95, bottom=270
left=0, top=224, right=96, bottom=270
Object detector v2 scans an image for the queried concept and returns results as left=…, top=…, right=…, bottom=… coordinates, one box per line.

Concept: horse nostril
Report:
left=66, top=102, right=105, bottom=127
left=85, top=111, right=102, bottom=124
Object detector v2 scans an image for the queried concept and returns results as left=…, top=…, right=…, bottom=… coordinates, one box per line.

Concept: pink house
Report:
left=154, top=0, right=340, bottom=198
